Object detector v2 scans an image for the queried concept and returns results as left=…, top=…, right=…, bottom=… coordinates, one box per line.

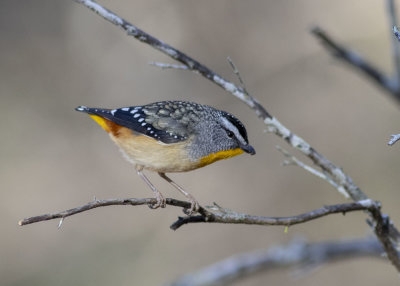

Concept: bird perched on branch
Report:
left=76, top=101, right=255, bottom=214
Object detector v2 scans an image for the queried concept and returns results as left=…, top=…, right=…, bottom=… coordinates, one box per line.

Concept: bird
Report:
left=75, top=101, right=255, bottom=214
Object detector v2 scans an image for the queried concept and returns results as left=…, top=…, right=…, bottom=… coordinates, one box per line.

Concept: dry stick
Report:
left=388, top=0, right=400, bottom=145
left=148, top=62, right=189, bottom=70
left=311, top=26, right=400, bottom=99
left=388, top=133, right=400, bottom=145
left=63, top=0, right=400, bottom=270
left=19, top=197, right=378, bottom=231
left=276, top=145, right=347, bottom=196
left=166, top=236, right=384, bottom=286
left=170, top=200, right=379, bottom=230
left=19, top=198, right=195, bottom=226
left=387, top=0, right=400, bottom=87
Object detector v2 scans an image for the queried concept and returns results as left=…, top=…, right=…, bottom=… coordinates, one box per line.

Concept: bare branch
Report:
left=311, top=26, right=400, bottom=99
left=18, top=198, right=210, bottom=226
left=170, top=199, right=379, bottom=230
left=19, top=197, right=378, bottom=233
left=149, top=62, right=189, bottom=70
left=276, top=145, right=349, bottom=198
left=369, top=207, right=400, bottom=271
left=393, top=26, right=400, bottom=42
left=166, top=236, right=384, bottom=286
left=388, top=133, right=400, bottom=145
left=226, top=56, right=250, bottom=96
left=387, top=0, right=400, bottom=87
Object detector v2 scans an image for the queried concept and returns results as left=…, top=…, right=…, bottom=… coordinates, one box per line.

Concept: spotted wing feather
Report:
left=77, top=104, right=190, bottom=144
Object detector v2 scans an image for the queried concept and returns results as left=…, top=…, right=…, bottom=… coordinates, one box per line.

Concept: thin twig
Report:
left=276, top=145, right=349, bottom=198
left=19, top=197, right=378, bottom=232
left=387, top=0, right=400, bottom=87
left=170, top=199, right=379, bottom=230
left=166, top=236, right=384, bottom=286
left=226, top=56, right=250, bottom=96
left=393, top=26, right=400, bottom=42
left=19, top=198, right=210, bottom=226
left=312, top=26, right=400, bottom=99
left=149, top=62, right=189, bottom=70
left=388, top=133, right=400, bottom=145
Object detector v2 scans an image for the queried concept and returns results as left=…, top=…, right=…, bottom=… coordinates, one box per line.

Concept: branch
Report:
left=18, top=198, right=210, bottom=226
left=311, top=26, right=400, bottom=100
left=149, top=62, right=189, bottom=70
left=276, top=145, right=348, bottom=198
left=388, top=133, right=400, bottom=145
left=387, top=0, right=400, bottom=86
left=393, top=26, right=400, bottom=42
left=70, top=0, right=400, bottom=270
left=170, top=199, right=379, bottom=230
left=166, top=236, right=384, bottom=286
left=19, top=197, right=378, bottom=233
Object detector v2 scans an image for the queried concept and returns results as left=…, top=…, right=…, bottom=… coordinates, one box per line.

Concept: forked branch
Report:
left=19, top=197, right=380, bottom=232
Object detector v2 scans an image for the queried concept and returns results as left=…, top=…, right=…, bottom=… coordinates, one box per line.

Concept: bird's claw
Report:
left=183, top=199, right=200, bottom=215
left=148, top=193, right=166, bottom=209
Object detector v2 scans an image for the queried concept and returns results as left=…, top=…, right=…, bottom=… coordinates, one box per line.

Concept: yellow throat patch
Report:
left=89, top=115, right=111, bottom=133
left=199, top=148, right=244, bottom=167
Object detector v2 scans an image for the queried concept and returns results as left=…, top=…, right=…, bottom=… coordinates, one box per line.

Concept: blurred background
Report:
left=2, top=0, right=400, bottom=285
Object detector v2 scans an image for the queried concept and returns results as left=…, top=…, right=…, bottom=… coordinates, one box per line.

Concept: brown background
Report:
left=2, top=1, right=400, bottom=285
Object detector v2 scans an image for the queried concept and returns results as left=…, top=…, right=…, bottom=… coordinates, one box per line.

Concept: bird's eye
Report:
left=226, top=130, right=234, bottom=138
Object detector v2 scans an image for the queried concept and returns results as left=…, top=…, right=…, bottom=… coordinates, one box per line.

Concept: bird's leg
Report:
left=158, top=172, right=199, bottom=215
left=136, top=166, right=166, bottom=209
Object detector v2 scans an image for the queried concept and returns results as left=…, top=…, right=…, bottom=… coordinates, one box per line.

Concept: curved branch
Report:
left=387, top=0, right=400, bottom=85
left=170, top=199, right=379, bottom=230
left=18, top=198, right=209, bottom=226
left=166, top=236, right=384, bottom=286
left=312, top=26, right=400, bottom=99
left=19, top=197, right=379, bottom=233
left=388, top=133, right=400, bottom=145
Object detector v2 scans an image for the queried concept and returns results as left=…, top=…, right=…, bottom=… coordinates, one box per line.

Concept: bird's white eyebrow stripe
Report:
left=221, top=117, right=247, bottom=145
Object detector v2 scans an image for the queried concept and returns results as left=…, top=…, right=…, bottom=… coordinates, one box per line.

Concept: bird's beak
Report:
left=241, top=144, right=256, bottom=155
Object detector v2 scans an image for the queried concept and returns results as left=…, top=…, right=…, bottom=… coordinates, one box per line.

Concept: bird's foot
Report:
left=183, top=198, right=200, bottom=215
left=149, top=192, right=166, bottom=209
